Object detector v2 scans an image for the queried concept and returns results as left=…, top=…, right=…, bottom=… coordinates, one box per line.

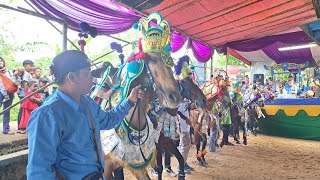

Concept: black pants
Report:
left=222, top=124, right=231, bottom=143
left=156, top=133, right=185, bottom=179
left=164, top=147, right=171, bottom=168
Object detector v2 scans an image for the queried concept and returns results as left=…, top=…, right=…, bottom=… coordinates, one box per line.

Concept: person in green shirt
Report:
left=220, top=106, right=234, bottom=147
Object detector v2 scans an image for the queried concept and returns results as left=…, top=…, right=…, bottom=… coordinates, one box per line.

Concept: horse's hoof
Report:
left=201, top=158, right=207, bottom=165
left=198, top=161, right=206, bottom=167
left=243, top=139, right=247, bottom=145
left=234, top=138, right=241, bottom=144
left=220, top=142, right=224, bottom=148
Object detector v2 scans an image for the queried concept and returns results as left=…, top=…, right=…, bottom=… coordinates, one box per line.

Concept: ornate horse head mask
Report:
left=129, top=12, right=181, bottom=108
left=174, top=55, right=207, bottom=108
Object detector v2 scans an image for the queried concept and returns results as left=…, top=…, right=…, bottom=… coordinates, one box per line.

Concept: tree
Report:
left=214, top=53, right=248, bottom=69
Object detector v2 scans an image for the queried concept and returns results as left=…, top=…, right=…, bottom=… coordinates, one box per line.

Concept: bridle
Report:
left=126, top=55, right=174, bottom=163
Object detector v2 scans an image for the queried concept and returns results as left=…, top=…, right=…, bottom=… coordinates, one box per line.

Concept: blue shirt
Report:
left=27, top=89, right=133, bottom=179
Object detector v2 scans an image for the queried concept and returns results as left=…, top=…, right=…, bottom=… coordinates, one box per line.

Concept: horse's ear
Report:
left=104, top=61, right=114, bottom=68
left=104, top=62, right=117, bottom=74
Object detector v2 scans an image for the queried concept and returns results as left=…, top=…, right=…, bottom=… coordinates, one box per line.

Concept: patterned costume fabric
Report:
left=100, top=11, right=174, bottom=171
left=101, top=116, right=159, bottom=169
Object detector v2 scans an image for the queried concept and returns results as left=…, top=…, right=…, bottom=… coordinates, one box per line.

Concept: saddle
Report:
left=200, top=81, right=219, bottom=101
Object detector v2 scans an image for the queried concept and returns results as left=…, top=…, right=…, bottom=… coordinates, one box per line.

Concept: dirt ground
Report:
left=125, top=134, right=320, bottom=180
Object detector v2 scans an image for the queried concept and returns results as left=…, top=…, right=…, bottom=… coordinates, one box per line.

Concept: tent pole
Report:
left=226, top=47, right=230, bottom=71
left=62, top=21, right=68, bottom=52
left=204, top=62, right=207, bottom=82
left=210, top=49, right=214, bottom=77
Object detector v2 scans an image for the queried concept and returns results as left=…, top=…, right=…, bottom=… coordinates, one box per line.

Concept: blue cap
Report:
left=50, top=50, right=91, bottom=80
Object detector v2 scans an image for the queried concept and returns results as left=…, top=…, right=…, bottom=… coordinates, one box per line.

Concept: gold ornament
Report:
left=135, top=12, right=171, bottom=54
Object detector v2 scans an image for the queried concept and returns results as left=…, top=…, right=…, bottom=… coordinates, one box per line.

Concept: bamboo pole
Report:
left=0, top=4, right=64, bottom=23
left=0, top=82, right=54, bottom=116
left=91, top=43, right=131, bottom=63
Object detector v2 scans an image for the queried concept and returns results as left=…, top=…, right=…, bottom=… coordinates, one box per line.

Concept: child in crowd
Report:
left=18, top=81, right=42, bottom=134
left=37, top=76, right=50, bottom=106
left=13, top=68, right=24, bottom=98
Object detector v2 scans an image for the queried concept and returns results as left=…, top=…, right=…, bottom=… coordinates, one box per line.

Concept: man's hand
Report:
left=127, top=85, right=145, bottom=104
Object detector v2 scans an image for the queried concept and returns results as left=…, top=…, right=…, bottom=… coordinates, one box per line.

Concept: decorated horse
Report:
left=242, top=84, right=275, bottom=135
left=196, top=69, right=231, bottom=164
left=174, top=55, right=207, bottom=108
left=152, top=55, right=207, bottom=179
left=95, top=12, right=183, bottom=180
left=229, top=81, right=248, bottom=145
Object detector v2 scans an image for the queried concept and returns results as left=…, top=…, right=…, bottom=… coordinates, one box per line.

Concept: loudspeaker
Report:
left=300, top=19, right=320, bottom=45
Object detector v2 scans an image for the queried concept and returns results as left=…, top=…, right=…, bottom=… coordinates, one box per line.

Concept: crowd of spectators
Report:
left=0, top=56, right=53, bottom=135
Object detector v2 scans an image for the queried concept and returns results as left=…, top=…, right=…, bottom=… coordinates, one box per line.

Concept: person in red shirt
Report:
left=18, top=81, right=42, bottom=134
left=245, top=75, right=249, bottom=86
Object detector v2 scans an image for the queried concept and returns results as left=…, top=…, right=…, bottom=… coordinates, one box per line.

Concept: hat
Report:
left=50, top=50, right=91, bottom=79
left=23, top=60, right=34, bottom=66
left=91, top=61, right=111, bottom=78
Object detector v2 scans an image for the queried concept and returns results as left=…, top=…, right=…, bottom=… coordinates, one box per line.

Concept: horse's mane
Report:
left=174, top=55, right=190, bottom=76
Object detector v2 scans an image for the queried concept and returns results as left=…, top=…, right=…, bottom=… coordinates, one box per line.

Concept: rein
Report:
left=123, top=60, right=158, bottom=163
left=126, top=99, right=150, bottom=162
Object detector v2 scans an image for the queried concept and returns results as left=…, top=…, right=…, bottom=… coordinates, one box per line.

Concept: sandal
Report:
left=17, top=130, right=26, bottom=134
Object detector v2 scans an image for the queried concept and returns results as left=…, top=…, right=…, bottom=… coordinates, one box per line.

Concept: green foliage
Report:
left=228, top=55, right=248, bottom=67
left=214, top=53, right=248, bottom=69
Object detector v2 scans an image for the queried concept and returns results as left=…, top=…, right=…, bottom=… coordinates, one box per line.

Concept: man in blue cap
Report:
left=27, top=50, right=144, bottom=179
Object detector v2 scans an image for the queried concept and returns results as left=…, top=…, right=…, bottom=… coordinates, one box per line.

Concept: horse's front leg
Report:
left=200, top=132, right=207, bottom=164
left=194, top=124, right=204, bottom=166
left=135, top=169, right=151, bottom=180
left=104, top=154, right=117, bottom=180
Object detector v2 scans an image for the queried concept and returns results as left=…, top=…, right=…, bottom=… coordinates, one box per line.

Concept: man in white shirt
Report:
left=177, top=100, right=194, bottom=172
